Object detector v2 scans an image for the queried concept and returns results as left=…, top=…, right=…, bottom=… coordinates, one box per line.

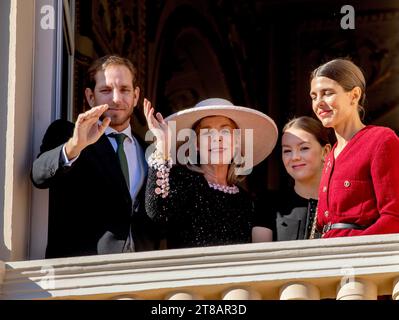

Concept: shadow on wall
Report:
left=0, top=0, right=11, bottom=262
left=1, top=264, right=53, bottom=300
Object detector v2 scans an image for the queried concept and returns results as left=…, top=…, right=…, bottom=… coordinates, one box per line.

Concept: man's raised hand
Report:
left=65, top=104, right=110, bottom=159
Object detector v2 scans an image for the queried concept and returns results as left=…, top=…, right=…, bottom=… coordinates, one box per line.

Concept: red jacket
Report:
left=317, top=125, right=399, bottom=237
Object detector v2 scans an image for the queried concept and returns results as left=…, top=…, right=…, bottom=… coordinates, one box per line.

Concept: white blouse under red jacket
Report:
left=317, top=125, right=399, bottom=237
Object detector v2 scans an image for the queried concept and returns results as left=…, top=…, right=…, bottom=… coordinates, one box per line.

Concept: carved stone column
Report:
left=279, top=282, right=320, bottom=300
left=110, top=294, right=139, bottom=300
left=166, top=291, right=201, bottom=300
left=222, top=287, right=261, bottom=300
left=336, top=278, right=377, bottom=300
left=392, top=278, right=399, bottom=300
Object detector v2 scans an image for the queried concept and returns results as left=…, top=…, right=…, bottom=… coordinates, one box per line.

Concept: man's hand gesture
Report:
left=65, top=104, right=111, bottom=159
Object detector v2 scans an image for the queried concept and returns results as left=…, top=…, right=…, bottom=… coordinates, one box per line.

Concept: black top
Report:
left=255, top=188, right=320, bottom=241
left=145, top=165, right=260, bottom=249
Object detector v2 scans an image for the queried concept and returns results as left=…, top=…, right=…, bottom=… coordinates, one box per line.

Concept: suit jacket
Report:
left=31, top=119, right=160, bottom=258
left=317, top=125, right=399, bottom=237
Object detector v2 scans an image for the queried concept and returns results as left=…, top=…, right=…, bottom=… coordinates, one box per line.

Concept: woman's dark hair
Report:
left=310, top=58, right=367, bottom=116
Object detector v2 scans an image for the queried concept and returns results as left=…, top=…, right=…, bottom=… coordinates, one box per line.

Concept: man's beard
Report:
left=100, top=107, right=134, bottom=126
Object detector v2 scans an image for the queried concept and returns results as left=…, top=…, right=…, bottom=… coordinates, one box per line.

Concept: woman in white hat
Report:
left=143, top=97, right=277, bottom=249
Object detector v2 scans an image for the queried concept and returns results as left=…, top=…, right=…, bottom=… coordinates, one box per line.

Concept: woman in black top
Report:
left=254, top=116, right=333, bottom=241
left=143, top=97, right=278, bottom=249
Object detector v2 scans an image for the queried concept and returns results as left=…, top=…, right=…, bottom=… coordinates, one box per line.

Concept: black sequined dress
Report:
left=145, top=165, right=255, bottom=249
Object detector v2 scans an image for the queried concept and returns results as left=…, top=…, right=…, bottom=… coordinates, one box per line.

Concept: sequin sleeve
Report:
left=145, top=157, right=199, bottom=225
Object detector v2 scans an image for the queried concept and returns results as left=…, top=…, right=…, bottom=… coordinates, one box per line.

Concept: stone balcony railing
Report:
left=1, top=234, right=399, bottom=300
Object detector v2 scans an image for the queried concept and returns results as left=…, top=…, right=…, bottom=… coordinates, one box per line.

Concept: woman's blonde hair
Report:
left=185, top=116, right=245, bottom=185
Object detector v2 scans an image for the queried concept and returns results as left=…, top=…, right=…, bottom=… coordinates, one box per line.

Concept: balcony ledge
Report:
left=1, top=234, right=399, bottom=299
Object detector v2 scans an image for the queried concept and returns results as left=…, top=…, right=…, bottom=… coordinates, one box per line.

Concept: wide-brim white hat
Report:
left=165, top=98, right=278, bottom=167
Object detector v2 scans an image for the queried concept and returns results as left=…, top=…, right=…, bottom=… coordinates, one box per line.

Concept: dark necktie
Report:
left=108, top=133, right=130, bottom=188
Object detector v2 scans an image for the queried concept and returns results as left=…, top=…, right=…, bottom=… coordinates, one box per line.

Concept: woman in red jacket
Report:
left=310, top=58, right=399, bottom=238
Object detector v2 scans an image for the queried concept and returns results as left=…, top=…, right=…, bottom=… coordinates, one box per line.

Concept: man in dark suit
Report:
left=31, top=55, right=159, bottom=258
